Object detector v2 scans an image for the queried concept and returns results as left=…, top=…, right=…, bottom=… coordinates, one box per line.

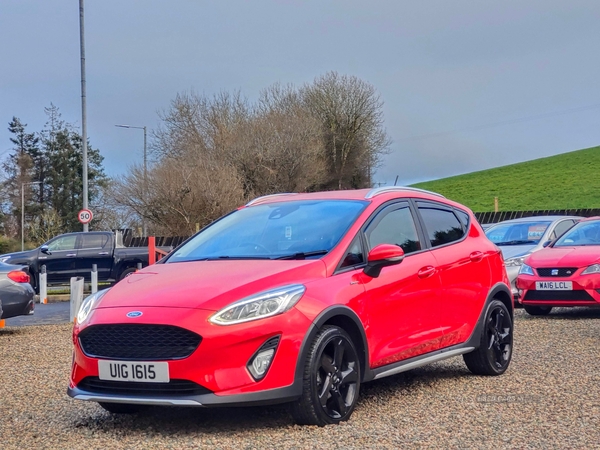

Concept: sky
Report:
left=1, top=0, right=600, bottom=187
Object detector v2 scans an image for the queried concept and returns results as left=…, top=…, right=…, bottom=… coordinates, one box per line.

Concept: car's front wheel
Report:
left=523, top=305, right=553, bottom=316
left=464, top=299, right=513, bottom=376
left=290, top=326, right=360, bottom=426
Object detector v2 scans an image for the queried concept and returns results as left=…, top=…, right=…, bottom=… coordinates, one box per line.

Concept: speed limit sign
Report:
left=78, top=209, right=93, bottom=224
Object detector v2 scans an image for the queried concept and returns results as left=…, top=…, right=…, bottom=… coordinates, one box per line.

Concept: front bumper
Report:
left=69, top=306, right=311, bottom=406
left=516, top=275, right=600, bottom=308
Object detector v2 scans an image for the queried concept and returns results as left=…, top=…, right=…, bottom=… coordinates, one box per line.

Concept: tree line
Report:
left=1, top=72, right=390, bottom=249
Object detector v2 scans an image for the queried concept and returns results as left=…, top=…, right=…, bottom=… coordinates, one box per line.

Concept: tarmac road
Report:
left=5, top=300, right=70, bottom=326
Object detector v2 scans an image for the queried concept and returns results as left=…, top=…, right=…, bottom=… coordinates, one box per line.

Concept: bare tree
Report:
left=301, top=72, right=391, bottom=189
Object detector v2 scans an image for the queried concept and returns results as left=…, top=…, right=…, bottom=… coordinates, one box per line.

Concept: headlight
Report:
left=582, top=264, right=600, bottom=275
left=77, top=288, right=110, bottom=324
left=505, top=254, right=531, bottom=267
left=519, top=264, right=534, bottom=276
left=209, top=284, right=305, bottom=325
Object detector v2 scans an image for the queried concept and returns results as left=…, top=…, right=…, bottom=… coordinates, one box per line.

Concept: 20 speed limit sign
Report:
left=78, top=209, right=93, bottom=224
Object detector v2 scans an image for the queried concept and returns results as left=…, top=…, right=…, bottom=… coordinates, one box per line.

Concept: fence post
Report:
left=494, top=197, right=499, bottom=212
left=69, top=276, right=85, bottom=323
left=39, top=265, right=47, bottom=304
left=148, top=236, right=156, bottom=265
left=91, top=264, right=98, bottom=294
left=137, top=262, right=142, bottom=271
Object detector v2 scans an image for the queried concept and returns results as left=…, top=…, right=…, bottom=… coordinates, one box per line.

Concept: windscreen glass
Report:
left=485, top=221, right=551, bottom=245
left=554, top=221, right=600, bottom=247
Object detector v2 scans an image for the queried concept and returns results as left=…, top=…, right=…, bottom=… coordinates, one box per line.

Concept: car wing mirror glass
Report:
left=364, top=244, right=404, bottom=278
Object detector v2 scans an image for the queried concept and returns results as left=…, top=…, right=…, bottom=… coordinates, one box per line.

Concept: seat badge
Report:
left=551, top=269, right=558, bottom=276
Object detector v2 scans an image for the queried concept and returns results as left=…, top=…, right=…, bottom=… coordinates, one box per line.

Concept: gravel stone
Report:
left=1, top=308, right=599, bottom=449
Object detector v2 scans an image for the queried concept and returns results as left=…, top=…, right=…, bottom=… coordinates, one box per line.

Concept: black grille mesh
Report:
left=524, top=290, right=594, bottom=301
left=78, top=377, right=211, bottom=396
left=79, top=324, right=201, bottom=360
left=536, top=268, right=578, bottom=277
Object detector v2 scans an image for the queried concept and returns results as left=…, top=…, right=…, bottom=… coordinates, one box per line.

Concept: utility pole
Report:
left=79, top=0, right=89, bottom=232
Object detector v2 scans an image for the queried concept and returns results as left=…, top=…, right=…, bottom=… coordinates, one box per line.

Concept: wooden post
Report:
left=196, top=223, right=200, bottom=233
left=494, top=197, right=499, bottom=213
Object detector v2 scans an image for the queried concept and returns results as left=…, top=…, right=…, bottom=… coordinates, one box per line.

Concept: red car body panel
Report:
left=68, top=188, right=511, bottom=408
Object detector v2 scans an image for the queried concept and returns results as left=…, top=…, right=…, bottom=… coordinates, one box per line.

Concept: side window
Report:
left=47, top=235, right=77, bottom=251
left=455, top=209, right=470, bottom=231
left=339, top=236, right=365, bottom=269
left=366, top=205, right=421, bottom=254
left=81, top=234, right=109, bottom=249
left=418, top=205, right=464, bottom=247
left=550, top=220, right=574, bottom=240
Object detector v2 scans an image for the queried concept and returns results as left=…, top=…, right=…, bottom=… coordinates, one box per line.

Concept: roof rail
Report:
left=365, top=186, right=445, bottom=199
left=245, top=193, right=297, bottom=206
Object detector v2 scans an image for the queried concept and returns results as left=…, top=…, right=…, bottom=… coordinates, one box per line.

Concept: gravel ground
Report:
left=1, top=308, right=599, bottom=449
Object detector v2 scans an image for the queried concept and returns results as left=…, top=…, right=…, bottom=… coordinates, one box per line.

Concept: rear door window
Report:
left=417, top=203, right=465, bottom=247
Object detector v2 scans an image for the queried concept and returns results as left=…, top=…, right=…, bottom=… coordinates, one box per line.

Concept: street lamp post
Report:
left=115, top=124, right=147, bottom=236
left=22, top=181, right=42, bottom=251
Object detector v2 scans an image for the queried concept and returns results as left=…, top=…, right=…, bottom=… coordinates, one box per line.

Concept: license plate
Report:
left=98, top=360, right=169, bottom=383
left=535, top=281, right=572, bottom=291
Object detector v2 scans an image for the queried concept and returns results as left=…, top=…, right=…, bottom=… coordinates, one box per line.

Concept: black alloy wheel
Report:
left=291, top=326, right=360, bottom=426
left=464, top=300, right=513, bottom=376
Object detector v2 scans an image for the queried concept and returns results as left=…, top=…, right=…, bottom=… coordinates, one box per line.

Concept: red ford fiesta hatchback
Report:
left=68, top=187, right=513, bottom=426
left=516, top=216, right=600, bottom=316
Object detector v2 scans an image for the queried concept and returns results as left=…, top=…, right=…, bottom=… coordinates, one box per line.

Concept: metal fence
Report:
left=117, top=229, right=190, bottom=248
left=474, top=209, right=600, bottom=225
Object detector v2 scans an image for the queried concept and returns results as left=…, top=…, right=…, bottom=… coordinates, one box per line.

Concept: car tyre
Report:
left=290, top=326, right=360, bottom=426
left=523, top=305, right=553, bottom=316
left=118, top=267, right=138, bottom=281
left=463, top=299, right=513, bottom=376
left=98, top=402, right=147, bottom=414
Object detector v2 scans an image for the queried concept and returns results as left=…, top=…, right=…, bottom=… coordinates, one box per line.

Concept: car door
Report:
left=40, top=234, right=79, bottom=283
left=363, top=201, right=444, bottom=368
left=76, top=233, right=113, bottom=281
left=416, top=201, right=492, bottom=347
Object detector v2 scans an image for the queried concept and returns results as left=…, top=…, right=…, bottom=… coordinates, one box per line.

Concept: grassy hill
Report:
left=411, top=145, right=600, bottom=212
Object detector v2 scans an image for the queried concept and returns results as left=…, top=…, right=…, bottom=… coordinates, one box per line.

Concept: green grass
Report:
left=411, top=145, right=600, bottom=212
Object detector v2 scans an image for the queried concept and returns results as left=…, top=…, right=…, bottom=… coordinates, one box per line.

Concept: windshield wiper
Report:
left=494, top=240, right=536, bottom=246
left=189, top=255, right=272, bottom=261
left=276, top=250, right=329, bottom=260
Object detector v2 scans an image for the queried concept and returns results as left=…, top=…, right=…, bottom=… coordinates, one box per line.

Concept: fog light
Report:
left=247, top=336, right=280, bottom=380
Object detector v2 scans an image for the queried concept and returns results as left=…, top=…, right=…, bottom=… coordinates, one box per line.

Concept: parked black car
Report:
left=0, top=262, right=35, bottom=319
left=0, top=232, right=161, bottom=293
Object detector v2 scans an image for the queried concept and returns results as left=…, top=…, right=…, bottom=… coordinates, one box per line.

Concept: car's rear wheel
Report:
left=98, top=402, right=147, bottom=414
left=464, top=300, right=513, bottom=376
left=523, top=305, right=553, bottom=316
left=290, top=326, right=360, bottom=426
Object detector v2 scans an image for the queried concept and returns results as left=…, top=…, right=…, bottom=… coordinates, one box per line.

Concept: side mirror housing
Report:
left=364, top=244, right=405, bottom=278
left=40, top=245, right=51, bottom=255
left=542, top=240, right=551, bottom=248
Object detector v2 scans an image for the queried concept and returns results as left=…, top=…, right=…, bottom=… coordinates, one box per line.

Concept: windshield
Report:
left=167, top=200, right=368, bottom=262
left=554, top=221, right=600, bottom=247
left=485, top=221, right=551, bottom=245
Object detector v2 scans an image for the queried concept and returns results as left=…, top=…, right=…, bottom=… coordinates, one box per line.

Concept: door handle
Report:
left=98, top=252, right=109, bottom=255
left=470, top=251, right=484, bottom=262
left=417, top=266, right=436, bottom=278
left=66, top=253, right=76, bottom=257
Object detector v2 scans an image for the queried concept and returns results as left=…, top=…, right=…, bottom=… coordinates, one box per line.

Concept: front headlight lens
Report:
left=505, top=254, right=531, bottom=267
left=209, top=284, right=305, bottom=325
left=77, top=288, right=110, bottom=324
left=582, top=264, right=600, bottom=275
left=519, top=264, right=534, bottom=276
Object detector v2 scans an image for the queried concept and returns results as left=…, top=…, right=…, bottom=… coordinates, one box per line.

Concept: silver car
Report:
left=485, top=216, right=581, bottom=301
left=0, top=262, right=35, bottom=319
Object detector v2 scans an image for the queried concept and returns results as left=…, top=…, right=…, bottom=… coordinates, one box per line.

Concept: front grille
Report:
left=78, top=377, right=212, bottom=397
left=536, top=268, right=578, bottom=277
left=523, top=290, right=594, bottom=301
left=79, top=324, right=201, bottom=360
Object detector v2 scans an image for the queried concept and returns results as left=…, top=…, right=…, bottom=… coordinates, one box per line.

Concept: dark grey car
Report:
left=0, top=262, right=35, bottom=319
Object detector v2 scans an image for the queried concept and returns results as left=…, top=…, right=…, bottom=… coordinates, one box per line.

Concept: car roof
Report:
left=245, top=187, right=455, bottom=207
left=489, top=215, right=582, bottom=225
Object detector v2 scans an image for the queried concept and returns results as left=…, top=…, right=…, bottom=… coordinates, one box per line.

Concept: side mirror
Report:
left=542, top=240, right=551, bottom=248
left=40, top=245, right=51, bottom=255
left=364, top=244, right=405, bottom=278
